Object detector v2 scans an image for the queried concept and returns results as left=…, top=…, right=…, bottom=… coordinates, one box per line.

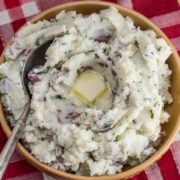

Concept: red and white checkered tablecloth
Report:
left=0, top=0, right=180, bottom=179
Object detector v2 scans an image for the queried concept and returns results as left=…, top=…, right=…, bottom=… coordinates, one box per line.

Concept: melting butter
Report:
left=73, top=71, right=107, bottom=103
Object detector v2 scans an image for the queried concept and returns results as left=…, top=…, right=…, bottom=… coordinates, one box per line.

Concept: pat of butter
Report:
left=73, top=71, right=106, bottom=103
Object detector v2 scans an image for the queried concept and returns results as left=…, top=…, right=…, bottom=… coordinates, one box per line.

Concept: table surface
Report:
left=0, top=0, right=180, bottom=180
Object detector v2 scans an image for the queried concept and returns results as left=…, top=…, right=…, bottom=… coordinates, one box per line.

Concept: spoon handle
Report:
left=0, top=101, right=30, bottom=179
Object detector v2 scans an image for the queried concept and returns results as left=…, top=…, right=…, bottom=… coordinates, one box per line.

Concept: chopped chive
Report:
left=133, top=119, right=136, bottom=124
left=56, top=95, right=62, bottom=99
left=154, top=102, right=158, bottom=107
left=94, top=53, right=99, bottom=58
left=134, top=40, right=138, bottom=47
left=157, top=46, right=162, bottom=51
left=150, top=109, right=154, bottom=119
left=103, top=123, right=112, bottom=129
left=0, top=73, right=3, bottom=80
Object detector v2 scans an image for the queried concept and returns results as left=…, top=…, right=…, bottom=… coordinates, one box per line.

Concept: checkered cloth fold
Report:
left=0, top=0, right=180, bottom=179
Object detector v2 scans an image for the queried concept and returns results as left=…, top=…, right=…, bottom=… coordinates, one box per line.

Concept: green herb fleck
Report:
left=77, top=68, right=84, bottom=74
left=150, top=109, right=154, bottom=119
left=0, top=73, right=3, bottom=80
left=35, top=37, right=44, bottom=46
left=103, top=76, right=107, bottom=82
left=133, top=119, right=136, bottom=124
left=154, top=102, right=158, bottom=107
left=94, top=53, right=99, bottom=58
left=48, top=161, right=56, bottom=166
left=134, top=40, right=138, bottom=47
left=103, top=123, right=112, bottom=129
left=157, top=46, right=162, bottom=51
left=56, top=95, right=62, bottom=99
left=116, top=135, right=121, bottom=141
left=64, top=67, right=69, bottom=74
left=29, top=121, right=32, bottom=126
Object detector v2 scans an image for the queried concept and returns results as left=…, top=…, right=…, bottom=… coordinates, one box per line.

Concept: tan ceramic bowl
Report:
left=0, top=1, right=180, bottom=179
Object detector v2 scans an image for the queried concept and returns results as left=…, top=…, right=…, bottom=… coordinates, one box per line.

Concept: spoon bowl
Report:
left=22, top=40, right=52, bottom=97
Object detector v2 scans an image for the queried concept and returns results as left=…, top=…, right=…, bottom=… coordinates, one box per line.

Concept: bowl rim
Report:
left=0, top=1, right=180, bottom=179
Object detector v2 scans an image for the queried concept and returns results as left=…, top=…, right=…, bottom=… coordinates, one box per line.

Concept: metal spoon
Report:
left=0, top=40, right=52, bottom=179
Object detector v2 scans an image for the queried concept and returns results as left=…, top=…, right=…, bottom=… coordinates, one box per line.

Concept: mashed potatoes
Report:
left=0, top=7, right=172, bottom=176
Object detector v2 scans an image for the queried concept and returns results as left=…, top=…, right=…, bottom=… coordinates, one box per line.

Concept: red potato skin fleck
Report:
left=28, top=71, right=41, bottom=83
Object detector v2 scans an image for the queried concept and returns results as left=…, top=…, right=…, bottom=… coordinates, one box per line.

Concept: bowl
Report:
left=0, top=1, right=180, bottom=179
